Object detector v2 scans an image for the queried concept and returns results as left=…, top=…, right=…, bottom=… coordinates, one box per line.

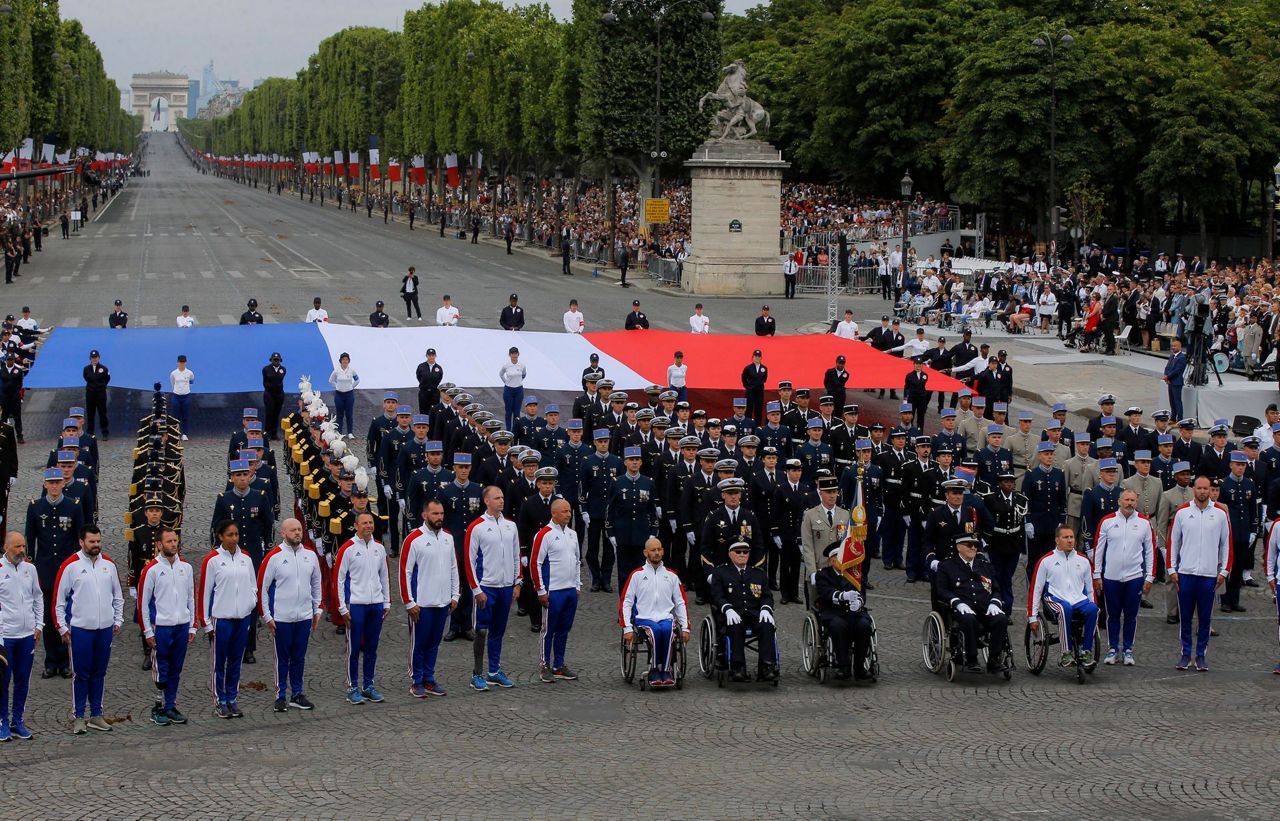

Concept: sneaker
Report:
left=1059, top=652, right=1073, bottom=668
left=422, top=682, right=446, bottom=697
left=273, top=697, right=288, bottom=713
left=539, top=666, right=556, bottom=683
left=1195, top=656, right=1208, bottom=672
left=216, top=703, right=233, bottom=719
left=646, top=670, right=661, bottom=685
left=72, top=718, right=87, bottom=734
left=228, top=702, right=244, bottom=718
left=362, top=686, right=385, bottom=703
left=470, top=675, right=490, bottom=691
left=1103, top=648, right=1119, bottom=665
left=346, top=688, right=365, bottom=705
left=163, top=709, right=186, bottom=725
left=150, top=704, right=171, bottom=725
left=10, top=719, right=32, bottom=739
left=409, top=684, right=428, bottom=698
left=553, top=666, right=578, bottom=681
left=486, top=670, right=515, bottom=688
left=1123, top=650, right=1135, bottom=666
left=1175, top=655, right=1191, bottom=670
left=87, top=715, right=112, bottom=732
left=0, top=723, right=10, bottom=742
left=289, top=694, right=315, bottom=710
left=1080, top=651, right=1095, bottom=670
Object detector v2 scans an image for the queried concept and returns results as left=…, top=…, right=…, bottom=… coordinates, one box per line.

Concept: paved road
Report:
left=1, top=137, right=1277, bottom=818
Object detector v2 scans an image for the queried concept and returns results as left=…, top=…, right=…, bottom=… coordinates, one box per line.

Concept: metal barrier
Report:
left=796, top=264, right=880, bottom=294
left=647, top=256, right=682, bottom=286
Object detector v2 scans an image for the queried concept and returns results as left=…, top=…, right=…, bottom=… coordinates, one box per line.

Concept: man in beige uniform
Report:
left=800, top=475, right=851, bottom=587
left=1044, top=421, right=1072, bottom=467
left=1062, top=434, right=1097, bottom=539
left=1120, top=449, right=1163, bottom=608
left=1155, top=461, right=1194, bottom=623
left=959, top=397, right=989, bottom=455
left=1005, top=411, right=1038, bottom=482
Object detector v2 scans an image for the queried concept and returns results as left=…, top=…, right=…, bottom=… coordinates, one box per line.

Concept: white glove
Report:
left=369, top=467, right=378, bottom=481
left=687, top=532, right=696, bottom=545
left=6, top=476, right=13, bottom=490
left=668, top=518, right=678, bottom=532
left=383, top=484, right=392, bottom=498
left=773, top=536, right=783, bottom=549
left=128, top=586, right=137, bottom=600
left=839, top=589, right=863, bottom=609
left=986, top=602, right=1003, bottom=616
left=758, top=609, right=774, bottom=625
left=725, top=608, right=741, bottom=626
left=609, top=536, right=617, bottom=549
left=956, top=603, right=974, bottom=616
left=902, top=514, right=911, bottom=527
left=308, top=530, right=318, bottom=543
left=521, top=555, right=529, bottom=568
left=581, top=513, right=590, bottom=528
left=930, top=559, right=939, bottom=573
left=655, top=506, right=662, bottom=518
left=1024, top=522, right=1034, bottom=538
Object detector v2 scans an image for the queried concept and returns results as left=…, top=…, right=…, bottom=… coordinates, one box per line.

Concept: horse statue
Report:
left=698, top=59, right=771, bottom=140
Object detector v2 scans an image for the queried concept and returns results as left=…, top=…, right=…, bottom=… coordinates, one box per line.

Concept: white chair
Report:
left=1116, top=325, right=1133, bottom=355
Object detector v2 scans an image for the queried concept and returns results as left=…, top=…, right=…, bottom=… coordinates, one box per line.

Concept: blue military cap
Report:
left=55, top=449, right=77, bottom=462
left=247, top=421, right=263, bottom=431
left=1017, top=411, right=1033, bottom=421
left=453, top=452, right=472, bottom=465
left=68, top=406, right=86, bottom=416
left=1133, top=450, right=1152, bottom=461
left=898, top=402, right=913, bottom=413
left=1099, top=416, right=1117, bottom=426
left=396, top=405, right=413, bottom=416
left=247, top=437, right=264, bottom=448
left=1097, top=458, right=1119, bottom=471
left=972, top=397, right=987, bottom=407
left=61, top=418, right=77, bottom=429
left=1271, top=422, right=1280, bottom=434
left=855, top=438, right=872, bottom=450
left=545, top=404, right=560, bottom=414
left=940, top=408, right=956, bottom=419
left=1045, top=420, right=1062, bottom=430
left=524, top=395, right=539, bottom=406
left=1157, top=434, right=1173, bottom=445
left=238, top=449, right=256, bottom=461
left=426, top=440, right=443, bottom=452
left=1051, top=402, right=1067, bottom=413
left=959, top=388, right=973, bottom=398
left=624, top=446, right=643, bottom=458
left=1213, top=418, right=1228, bottom=428
left=1230, top=450, right=1248, bottom=463
left=807, top=418, right=825, bottom=429
left=986, top=425, right=1003, bottom=435
left=42, top=467, right=63, bottom=480
left=411, top=414, right=430, bottom=425
left=1076, top=432, right=1091, bottom=443
left=733, top=397, right=747, bottom=407
left=766, top=401, right=781, bottom=413
left=242, top=408, right=258, bottom=418
left=61, top=436, right=78, bottom=447
left=1096, top=437, right=1114, bottom=448
left=1037, top=441, right=1055, bottom=453
left=566, top=419, right=583, bottom=430
left=593, top=428, right=611, bottom=439
left=993, top=402, right=1008, bottom=413
left=228, top=459, right=251, bottom=473
left=1173, top=461, right=1191, bottom=473
left=383, top=391, right=399, bottom=401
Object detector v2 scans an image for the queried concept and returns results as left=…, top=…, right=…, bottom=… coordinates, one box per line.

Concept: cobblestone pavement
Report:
left=0, top=139, right=1277, bottom=817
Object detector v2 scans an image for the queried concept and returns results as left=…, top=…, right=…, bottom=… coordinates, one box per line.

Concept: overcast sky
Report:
left=63, top=0, right=755, bottom=99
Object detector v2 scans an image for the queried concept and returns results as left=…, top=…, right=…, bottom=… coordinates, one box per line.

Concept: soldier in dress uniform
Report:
left=797, top=417, right=834, bottom=481
left=605, top=446, right=659, bottom=593
left=782, top=389, right=818, bottom=452
left=1062, top=433, right=1096, bottom=539
left=532, top=405, right=569, bottom=469
left=757, top=401, right=791, bottom=461
left=1080, top=458, right=1124, bottom=558
left=934, top=409, right=967, bottom=462
left=772, top=459, right=812, bottom=601
left=708, top=540, right=778, bottom=682
left=27, top=469, right=84, bottom=677
left=983, top=472, right=1028, bottom=611
left=580, top=429, right=622, bottom=592
left=513, top=395, right=545, bottom=446
left=1022, top=442, right=1066, bottom=578
left=900, top=435, right=937, bottom=581
left=1151, top=433, right=1178, bottom=489
left=814, top=540, right=874, bottom=681
left=873, top=428, right=911, bottom=569
left=903, top=358, right=931, bottom=425
left=1219, top=451, right=1258, bottom=613
left=261, top=353, right=287, bottom=440
left=701, top=478, right=766, bottom=587
left=439, top=452, right=483, bottom=638
left=799, top=475, right=851, bottom=587
left=1005, top=411, right=1038, bottom=482
left=934, top=533, right=1010, bottom=675
left=974, top=426, right=1013, bottom=489
left=517, top=466, right=562, bottom=631
left=1156, top=462, right=1194, bottom=622
left=415, top=349, right=444, bottom=414
left=211, top=459, right=274, bottom=664
left=406, top=442, right=453, bottom=531
left=923, top=478, right=982, bottom=576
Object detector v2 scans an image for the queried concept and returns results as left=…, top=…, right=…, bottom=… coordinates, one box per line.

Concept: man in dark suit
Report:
left=1164, top=337, right=1187, bottom=422
left=741, top=350, right=767, bottom=424
left=754, top=305, right=776, bottom=336
left=823, top=355, right=850, bottom=414
left=1101, top=285, right=1120, bottom=354
left=903, top=358, right=931, bottom=427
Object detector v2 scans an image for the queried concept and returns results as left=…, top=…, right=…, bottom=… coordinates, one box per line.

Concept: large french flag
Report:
left=444, top=153, right=459, bottom=188
left=410, top=155, right=426, bottom=186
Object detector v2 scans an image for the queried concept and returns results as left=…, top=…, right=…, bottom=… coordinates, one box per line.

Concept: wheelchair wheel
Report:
left=621, top=635, right=637, bottom=685
left=673, top=635, right=687, bottom=690
left=801, top=613, right=820, bottom=678
left=1024, top=620, right=1048, bottom=675
left=866, top=614, right=880, bottom=682
left=697, top=615, right=715, bottom=679
left=945, top=657, right=957, bottom=682
left=1000, top=634, right=1014, bottom=680
left=921, top=610, right=946, bottom=674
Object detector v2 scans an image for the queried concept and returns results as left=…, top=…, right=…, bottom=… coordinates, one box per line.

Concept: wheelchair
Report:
left=620, top=624, right=687, bottom=691
left=1024, top=600, right=1100, bottom=685
left=921, top=605, right=1014, bottom=683
left=800, top=582, right=879, bottom=684
left=697, top=611, right=780, bottom=688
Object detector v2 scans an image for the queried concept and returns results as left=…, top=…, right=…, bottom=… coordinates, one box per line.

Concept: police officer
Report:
left=1220, top=451, right=1258, bottom=613
left=211, top=459, right=274, bottom=664
left=707, top=540, right=778, bottom=682
left=580, top=429, right=622, bottom=592
left=701, top=478, right=765, bottom=582
left=797, top=417, right=834, bottom=481
left=406, top=441, right=452, bottom=530
left=974, top=426, right=1013, bottom=488
left=903, top=358, right=931, bottom=425
left=261, top=353, right=286, bottom=440
left=239, top=298, right=264, bottom=325
left=1022, top=441, right=1066, bottom=577
left=415, top=349, right=444, bottom=414
left=369, top=300, right=390, bottom=328
left=605, top=446, right=659, bottom=592
left=1080, top=458, right=1124, bottom=558
left=82, top=350, right=110, bottom=440
left=983, top=472, right=1028, bottom=612
left=439, top=452, right=484, bottom=638
left=814, top=540, right=874, bottom=681
left=26, top=468, right=84, bottom=677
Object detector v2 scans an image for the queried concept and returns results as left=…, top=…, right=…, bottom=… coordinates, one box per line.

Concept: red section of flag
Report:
left=388, top=162, right=401, bottom=183
left=445, top=153, right=459, bottom=188
left=370, top=164, right=381, bottom=181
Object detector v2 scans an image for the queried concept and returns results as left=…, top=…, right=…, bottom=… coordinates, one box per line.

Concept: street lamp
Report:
left=900, top=169, right=913, bottom=281
left=1033, top=29, right=1072, bottom=245
left=601, top=0, right=714, bottom=211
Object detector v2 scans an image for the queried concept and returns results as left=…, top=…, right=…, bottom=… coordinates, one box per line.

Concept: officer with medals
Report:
left=605, top=446, right=658, bottom=593
left=934, top=533, right=1010, bottom=674
left=406, top=441, right=452, bottom=531
left=27, top=468, right=85, bottom=677
left=701, top=477, right=765, bottom=582
left=797, top=417, right=834, bottom=481
left=983, top=471, right=1029, bottom=612
left=708, top=540, right=778, bottom=682
left=975, top=425, right=1013, bottom=488
left=1022, top=441, right=1066, bottom=578
left=924, top=478, right=982, bottom=575
left=814, top=539, right=874, bottom=682
left=440, top=452, right=484, bottom=638
left=211, top=458, right=274, bottom=664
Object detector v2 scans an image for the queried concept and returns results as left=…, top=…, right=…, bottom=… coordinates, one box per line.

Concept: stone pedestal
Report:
left=681, top=139, right=790, bottom=295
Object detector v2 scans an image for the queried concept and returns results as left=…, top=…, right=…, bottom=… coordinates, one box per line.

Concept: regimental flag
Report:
left=444, top=153, right=459, bottom=188
left=834, top=478, right=869, bottom=590
left=388, top=157, right=401, bottom=183
left=410, top=155, right=426, bottom=186
left=368, top=147, right=380, bottom=181
left=347, top=150, right=359, bottom=179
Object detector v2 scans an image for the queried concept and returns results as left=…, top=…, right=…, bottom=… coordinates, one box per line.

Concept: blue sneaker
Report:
left=486, top=670, right=514, bottom=688
left=423, top=682, right=446, bottom=697
left=409, top=683, right=428, bottom=699
left=470, top=675, right=490, bottom=691
left=10, top=719, right=32, bottom=740
left=0, top=722, right=10, bottom=742
left=362, top=686, right=385, bottom=703
left=1175, top=655, right=1191, bottom=670
left=346, top=687, right=364, bottom=705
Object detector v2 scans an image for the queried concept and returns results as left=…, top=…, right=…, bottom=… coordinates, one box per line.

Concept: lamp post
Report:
left=602, top=1, right=714, bottom=236
left=1033, top=29, right=1073, bottom=245
left=900, top=169, right=913, bottom=283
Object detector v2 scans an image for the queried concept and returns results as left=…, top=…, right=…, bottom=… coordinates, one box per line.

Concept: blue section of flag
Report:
left=25, top=324, right=333, bottom=394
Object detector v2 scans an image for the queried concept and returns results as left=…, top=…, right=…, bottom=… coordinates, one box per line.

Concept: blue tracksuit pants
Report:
left=346, top=603, right=385, bottom=690
left=1176, top=573, right=1217, bottom=658
left=1045, top=595, right=1099, bottom=654
left=635, top=617, right=674, bottom=676
left=151, top=624, right=190, bottom=710
left=540, top=588, right=578, bottom=670
left=473, top=585, right=514, bottom=675
left=1102, top=577, right=1144, bottom=652
left=70, top=626, right=114, bottom=718
left=409, top=605, right=449, bottom=685
left=0, top=635, right=35, bottom=722
left=212, top=616, right=251, bottom=704
left=272, top=620, right=311, bottom=699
